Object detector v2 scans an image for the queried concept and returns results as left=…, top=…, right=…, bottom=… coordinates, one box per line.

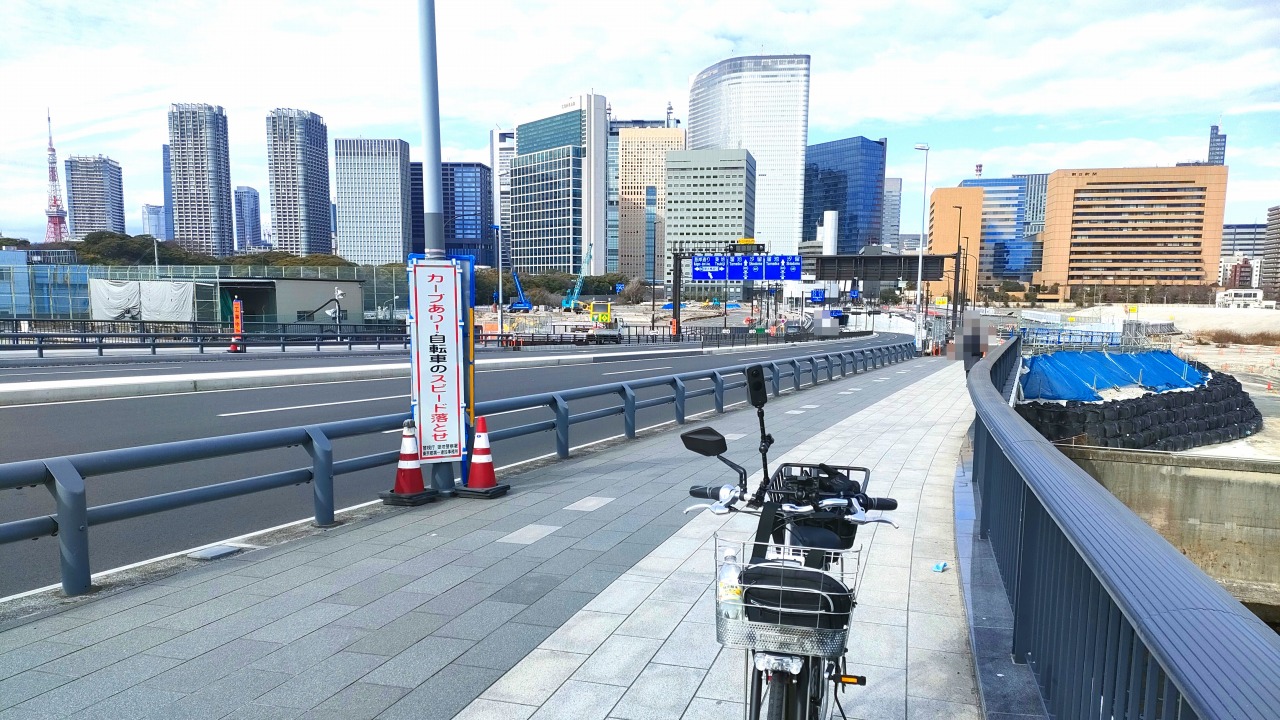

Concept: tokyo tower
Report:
left=44, top=110, right=70, bottom=242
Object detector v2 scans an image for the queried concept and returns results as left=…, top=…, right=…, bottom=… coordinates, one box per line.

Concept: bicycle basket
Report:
left=712, top=535, right=860, bottom=659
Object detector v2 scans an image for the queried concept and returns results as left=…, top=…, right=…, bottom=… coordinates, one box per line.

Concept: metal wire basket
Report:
left=711, top=534, right=860, bottom=660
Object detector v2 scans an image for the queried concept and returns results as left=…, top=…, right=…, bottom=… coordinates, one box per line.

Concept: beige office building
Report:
left=926, top=187, right=982, bottom=306
left=618, top=128, right=685, bottom=279
left=1036, top=166, right=1227, bottom=299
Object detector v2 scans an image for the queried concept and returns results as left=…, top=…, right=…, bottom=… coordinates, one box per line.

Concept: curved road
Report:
left=0, top=334, right=930, bottom=597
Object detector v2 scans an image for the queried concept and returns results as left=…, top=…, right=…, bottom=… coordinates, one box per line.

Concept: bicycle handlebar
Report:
left=688, top=485, right=722, bottom=500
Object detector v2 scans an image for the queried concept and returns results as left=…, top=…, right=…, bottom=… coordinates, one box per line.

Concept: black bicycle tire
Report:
left=765, top=673, right=789, bottom=719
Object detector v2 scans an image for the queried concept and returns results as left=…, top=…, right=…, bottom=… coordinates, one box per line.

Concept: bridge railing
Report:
left=969, top=336, right=1280, bottom=720
left=0, top=340, right=916, bottom=597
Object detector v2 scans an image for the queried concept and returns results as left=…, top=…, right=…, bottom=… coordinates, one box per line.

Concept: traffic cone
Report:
left=456, top=416, right=509, bottom=499
left=227, top=334, right=246, bottom=353
left=378, top=420, right=438, bottom=506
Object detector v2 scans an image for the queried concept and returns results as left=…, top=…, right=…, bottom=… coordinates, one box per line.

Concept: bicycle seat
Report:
left=788, top=524, right=843, bottom=550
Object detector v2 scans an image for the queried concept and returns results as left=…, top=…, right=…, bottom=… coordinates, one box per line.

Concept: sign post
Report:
left=408, top=259, right=466, bottom=495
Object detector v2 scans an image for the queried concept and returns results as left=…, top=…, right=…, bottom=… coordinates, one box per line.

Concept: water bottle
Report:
left=717, top=548, right=744, bottom=620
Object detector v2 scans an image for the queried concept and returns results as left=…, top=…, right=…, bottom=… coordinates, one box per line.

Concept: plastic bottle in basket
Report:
left=717, top=548, right=744, bottom=620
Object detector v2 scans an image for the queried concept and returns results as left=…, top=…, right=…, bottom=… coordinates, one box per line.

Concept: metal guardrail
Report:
left=969, top=336, right=1280, bottom=719
left=0, top=332, right=412, bottom=357
left=0, top=340, right=916, bottom=596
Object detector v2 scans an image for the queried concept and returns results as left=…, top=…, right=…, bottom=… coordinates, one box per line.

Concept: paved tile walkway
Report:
left=0, top=357, right=978, bottom=720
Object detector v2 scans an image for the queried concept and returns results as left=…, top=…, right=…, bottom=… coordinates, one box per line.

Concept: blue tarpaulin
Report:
left=1021, top=350, right=1204, bottom=402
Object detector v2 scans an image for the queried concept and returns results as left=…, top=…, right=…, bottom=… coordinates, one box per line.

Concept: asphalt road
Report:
left=0, top=333, right=932, bottom=597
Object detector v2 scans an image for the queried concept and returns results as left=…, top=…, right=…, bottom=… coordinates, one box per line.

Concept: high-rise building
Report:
left=409, top=162, right=425, bottom=256
left=1036, top=166, right=1228, bottom=299
left=1014, top=173, right=1048, bottom=236
left=1208, top=124, right=1227, bottom=166
left=234, top=186, right=262, bottom=249
left=334, top=138, right=411, bottom=266
left=161, top=144, right=174, bottom=240
left=688, top=55, right=809, bottom=256
left=898, top=233, right=921, bottom=254
left=141, top=204, right=166, bottom=238
left=64, top=155, right=125, bottom=240
left=441, top=162, right=494, bottom=266
left=1221, top=223, right=1266, bottom=259
left=489, top=129, right=515, bottom=267
left=664, top=149, right=756, bottom=293
left=1262, top=206, right=1280, bottom=295
left=958, top=177, right=1030, bottom=283
left=167, top=104, right=233, bottom=256
left=510, top=94, right=607, bottom=275
left=617, top=124, right=685, bottom=278
left=802, top=136, right=886, bottom=255
left=881, top=178, right=902, bottom=249
left=926, top=188, right=983, bottom=305
left=607, top=116, right=674, bottom=273
left=266, top=108, right=330, bottom=256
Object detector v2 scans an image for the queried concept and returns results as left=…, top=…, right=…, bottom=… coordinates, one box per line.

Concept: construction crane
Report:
left=561, top=245, right=593, bottom=313
left=508, top=270, right=533, bottom=312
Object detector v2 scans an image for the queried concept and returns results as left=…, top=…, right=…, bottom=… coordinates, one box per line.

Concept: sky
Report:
left=1, top=0, right=1277, bottom=244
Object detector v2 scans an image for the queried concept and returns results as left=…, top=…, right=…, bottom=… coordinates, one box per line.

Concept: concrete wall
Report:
left=274, top=280, right=363, bottom=323
left=1061, top=446, right=1280, bottom=613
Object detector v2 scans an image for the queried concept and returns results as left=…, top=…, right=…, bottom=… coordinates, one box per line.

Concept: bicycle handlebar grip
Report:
left=862, top=496, right=898, bottom=511
left=688, top=485, right=721, bottom=500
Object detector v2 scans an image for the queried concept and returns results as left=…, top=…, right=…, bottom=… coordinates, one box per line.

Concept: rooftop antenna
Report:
left=666, top=101, right=673, bottom=128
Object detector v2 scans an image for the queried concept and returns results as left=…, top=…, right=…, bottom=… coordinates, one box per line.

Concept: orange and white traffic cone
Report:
left=456, top=416, right=509, bottom=499
left=227, top=334, right=246, bottom=353
left=378, top=420, right=438, bottom=506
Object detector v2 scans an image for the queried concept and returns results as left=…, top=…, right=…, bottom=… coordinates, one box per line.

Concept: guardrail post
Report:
left=97, top=335, right=104, bottom=356
left=36, top=335, right=45, bottom=358
left=552, top=394, right=570, bottom=458
left=839, top=353, right=848, bottom=377
left=46, top=458, right=91, bottom=596
left=790, top=360, right=801, bottom=391
left=197, top=336, right=205, bottom=354
left=673, top=378, right=687, bottom=424
left=769, top=363, right=781, bottom=397
left=622, top=386, right=637, bottom=438
left=824, top=355, right=834, bottom=381
left=304, top=426, right=336, bottom=527
left=712, top=372, right=725, bottom=413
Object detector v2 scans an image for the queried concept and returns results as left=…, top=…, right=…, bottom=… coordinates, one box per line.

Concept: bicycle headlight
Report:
left=754, top=653, right=804, bottom=675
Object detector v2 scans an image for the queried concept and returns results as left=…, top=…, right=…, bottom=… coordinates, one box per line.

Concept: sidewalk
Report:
left=0, top=358, right=976, bottom=720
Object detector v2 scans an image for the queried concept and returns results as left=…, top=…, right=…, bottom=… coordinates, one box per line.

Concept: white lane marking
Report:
left=801, top=405, right=820, bottom=409
left=785, top=410, right=806, bottom=415
left=874, top=378, right=889, bottom=382
left=218, top=394, right=408, bottom=417
left=0, top=376, right=405, bottom=410
left=600, top=366, right=673, bottom=376
left=722, top=433, right=746, bottom=441
left=0, top=364, right=187, bottom=378
left=564, top=496, right=615, bottom=512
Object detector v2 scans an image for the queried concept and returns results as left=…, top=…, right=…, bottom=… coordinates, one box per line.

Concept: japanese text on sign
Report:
left=410, top=261, right=465, bottom=461
left=690, top=255, right=803, bottom=281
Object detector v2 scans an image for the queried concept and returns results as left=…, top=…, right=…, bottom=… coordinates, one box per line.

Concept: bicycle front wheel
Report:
left=764, top=672, right=789, bottom=720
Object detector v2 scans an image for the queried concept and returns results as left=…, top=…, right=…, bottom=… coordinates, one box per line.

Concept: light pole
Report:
left=491, top=223, right=504, bottom=337
left=152, top=237, right=160, bottom=272
left=380, top=295, right=400, bottom=320
left=914, top=143, right=930, bottom=352
left=951, top=204, right=963, bottom=333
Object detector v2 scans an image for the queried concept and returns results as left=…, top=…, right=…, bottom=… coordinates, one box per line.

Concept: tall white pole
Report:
left=914, top=144, right=930, bottom=353
left=419, top=0, right=445, bottom=260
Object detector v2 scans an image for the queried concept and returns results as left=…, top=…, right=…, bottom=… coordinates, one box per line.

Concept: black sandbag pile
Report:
left=1015, top=362, right=1263, bottom=451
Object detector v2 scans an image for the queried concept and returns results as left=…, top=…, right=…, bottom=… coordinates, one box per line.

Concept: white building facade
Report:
left=64, top=155, right=125, bottom=240
left=881, top=177, right=902, bottom=249
left=687, top=55, right=809, bottom=257
left=168, top=103, right=234, bottom=256
left=489, top=128, right=515, bottom=267
left=334, top=139, right=412, bottom=266
left=266, top=108, right=331, bottom=256
left=664, top=149, right=756, bottom=294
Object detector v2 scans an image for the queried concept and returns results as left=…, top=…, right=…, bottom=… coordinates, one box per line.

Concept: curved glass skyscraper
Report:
left=687, top=55, right=810, bottom=256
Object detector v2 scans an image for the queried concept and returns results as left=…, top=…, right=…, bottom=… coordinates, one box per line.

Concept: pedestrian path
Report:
left=0, top=357, right=978, bottom=719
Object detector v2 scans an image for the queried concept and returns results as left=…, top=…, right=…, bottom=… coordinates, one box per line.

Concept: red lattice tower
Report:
left=44, top=110, right=70, bottom=243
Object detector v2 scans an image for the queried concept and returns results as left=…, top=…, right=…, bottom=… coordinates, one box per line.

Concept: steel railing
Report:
left=0, top=340, right=916, bottom=596
left=0, top=331, right=412, bottom=357
left=969, top=336, right=1280, bottom=719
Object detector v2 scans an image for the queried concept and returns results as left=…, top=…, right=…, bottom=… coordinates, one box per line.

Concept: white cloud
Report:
left=1, top=0, right=1277, bottom=240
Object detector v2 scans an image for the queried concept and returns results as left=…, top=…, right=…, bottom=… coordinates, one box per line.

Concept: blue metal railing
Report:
left=0, top=340, right=915, bottom=596
left=969, top=336, right=1280, bottom=719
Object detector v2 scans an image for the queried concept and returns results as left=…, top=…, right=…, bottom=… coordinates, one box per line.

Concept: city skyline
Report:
left=1, top=1, right=1277, bottom=244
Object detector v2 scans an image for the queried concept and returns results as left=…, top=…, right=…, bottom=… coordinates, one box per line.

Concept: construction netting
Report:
left=1020, top=350, right=1205, bottom=402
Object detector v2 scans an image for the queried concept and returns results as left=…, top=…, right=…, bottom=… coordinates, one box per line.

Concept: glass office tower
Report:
left=959, top=177, right=1029, bottom=282
left=802, top=136, right=887, bottom=255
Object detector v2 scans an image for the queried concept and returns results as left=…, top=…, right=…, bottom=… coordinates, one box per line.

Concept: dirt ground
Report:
left=1176, top=342, right=1280, bottom=461
left=1091, top=304, right=1280, bottom=335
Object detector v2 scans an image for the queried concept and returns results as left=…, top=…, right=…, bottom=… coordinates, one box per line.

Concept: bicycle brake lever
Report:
left=683, top=502, right=733, bottom=515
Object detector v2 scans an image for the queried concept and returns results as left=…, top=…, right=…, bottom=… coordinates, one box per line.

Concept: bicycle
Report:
left=682, top=365, right=899, bottom=720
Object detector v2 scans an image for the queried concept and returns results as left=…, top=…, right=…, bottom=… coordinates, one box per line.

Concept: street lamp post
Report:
left=914, top=143, right=930, bottom=353
left=951, top=204, right=963, bottom=334
left=491, top=223, right=503, bottom=338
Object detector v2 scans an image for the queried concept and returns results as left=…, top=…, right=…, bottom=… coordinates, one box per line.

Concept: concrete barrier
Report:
left=1060, top=445, right=1280, bottom=617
